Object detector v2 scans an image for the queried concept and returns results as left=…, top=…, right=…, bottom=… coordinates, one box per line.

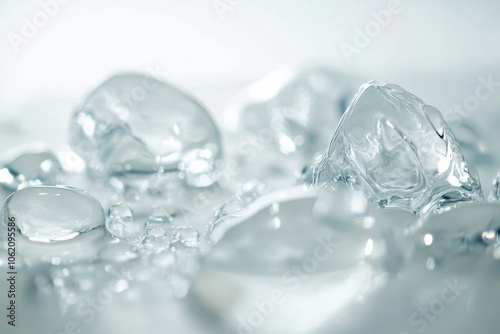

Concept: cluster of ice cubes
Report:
left=1, top=67, right=499, bottom=334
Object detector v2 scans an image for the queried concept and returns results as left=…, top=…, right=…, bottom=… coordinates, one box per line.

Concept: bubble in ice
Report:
left=311, top=81, right=483, bottom=215
left=70, top=72, right=223, bottom=190
left=191, top=187, right=404, bottom=333
left=0, top=151, right=64, bottom=191
left=1, top=186, right=105, bottom=243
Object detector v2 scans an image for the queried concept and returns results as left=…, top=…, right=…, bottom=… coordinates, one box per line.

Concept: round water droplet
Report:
left=1, top=186, right=104, bottom=243
left=106, top=217, right=144, bottom=240
left=172, top=226, right=200, bottom=248
left=108, top=203, right=134, bottom=220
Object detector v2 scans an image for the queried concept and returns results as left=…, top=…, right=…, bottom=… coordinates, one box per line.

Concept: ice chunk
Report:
left=223, top=66, right=351, bottom=188
left=225, top=66, right=349, bottom=158
left=311, top=81, right=483, bottom=215
left=70, top=73, right=222, bottom=190
left=0, top=151, right=64, bottom=190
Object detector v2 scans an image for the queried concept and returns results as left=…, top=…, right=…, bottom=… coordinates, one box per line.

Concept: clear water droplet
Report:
left=106, top=217, right=144, bottom=240
left=1, top=186, right=104, bottom=243
left=108, top=203, right=134, bottom=220
left=172, top=226, right=200, bottom=247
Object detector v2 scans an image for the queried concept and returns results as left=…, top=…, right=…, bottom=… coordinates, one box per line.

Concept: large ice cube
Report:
left=70, top=73, right=223, bottom=190
left=311, top=81, right=483, bottom=215
left=223, top=66, right=351, bottom=188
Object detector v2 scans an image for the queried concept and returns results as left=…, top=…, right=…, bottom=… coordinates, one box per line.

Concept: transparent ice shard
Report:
left=223, top=66, right=351, bottom=188
left=0, top=151, right=64, bottom=191
left=70, top=73, right=223, bottom=190
left=311, top=81, right=483, bottom=215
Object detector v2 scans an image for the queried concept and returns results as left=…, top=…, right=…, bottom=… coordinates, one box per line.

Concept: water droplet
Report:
left=172, top=226, right=200, bottom=247
left=108, top=203, right=134, bottom=220
left=106, top=217, right=144, bottom=240
left=1, top=186, right=104, bottom=243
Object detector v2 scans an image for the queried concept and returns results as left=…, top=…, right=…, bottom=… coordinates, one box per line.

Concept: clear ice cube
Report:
left=311, top=81, right=483, bottom=215
left=223, top=66, right=351, bottom=188
left=0, top=151, right=64, bottom=190
left=70, top=73, right=223, bottom=190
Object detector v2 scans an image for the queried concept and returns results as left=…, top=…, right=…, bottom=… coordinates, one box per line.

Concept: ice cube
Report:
left=70, top=73, right=223, bottom=190
left=311, top=81, right=483, bottom=215
left=223, top=66, right=351, bottom=188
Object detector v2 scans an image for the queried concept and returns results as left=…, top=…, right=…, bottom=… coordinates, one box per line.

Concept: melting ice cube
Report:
left=70, top=73, right=223, bottom=190
left=311, top=81, right=483, bottom=215
left=223, top=66, right=351, bottom=188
